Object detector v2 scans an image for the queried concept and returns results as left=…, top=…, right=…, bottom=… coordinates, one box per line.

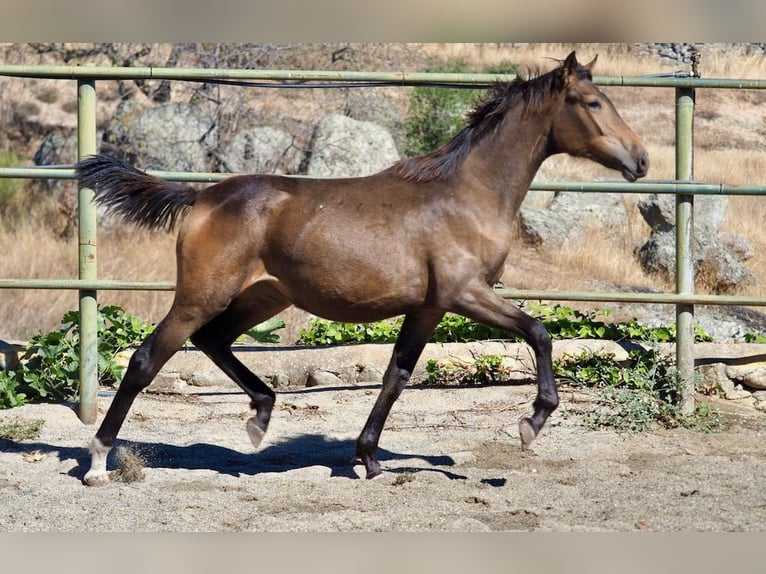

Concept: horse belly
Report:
left=270, top=247, right=428, bottom=323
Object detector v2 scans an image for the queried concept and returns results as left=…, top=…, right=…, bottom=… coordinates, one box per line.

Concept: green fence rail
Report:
left=2, top=61, right=766, bottom=422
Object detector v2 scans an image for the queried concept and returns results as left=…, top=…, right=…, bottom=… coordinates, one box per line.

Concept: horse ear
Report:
left=583, top=54, right=598, bottom=72
left=563, top=52, right=578, bottom=74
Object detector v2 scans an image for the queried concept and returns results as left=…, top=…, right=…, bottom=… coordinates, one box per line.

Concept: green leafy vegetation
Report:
left=744, top=332, right=766, bottom=344
left=297, top=303, right=719, bottom=433
left=241, top=317, right=286, bottom=344
left=554, top=348, right=720, bottom=432
left=0, top=148, right=27, bottom=230
left=0, top=300, right=722, bottom=434
left=297, top=317, right=403, bottom=346
left=297, top=303, right=712, bottom=346
left=0, top=305, right=154, bottom=409
left=0, top=307, right=287, bottom=410
left=425, top=354, right=510, bottom=387
left=404, top=60, right=519, bottom=157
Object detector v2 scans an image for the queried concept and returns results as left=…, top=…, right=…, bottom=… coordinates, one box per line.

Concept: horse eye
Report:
left=587, top=100, right=602, bottom=110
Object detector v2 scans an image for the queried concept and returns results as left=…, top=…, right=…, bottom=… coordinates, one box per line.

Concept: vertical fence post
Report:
left=77, top=77, right=98, bottom=424
left=675, top=85, right=696, bottom=416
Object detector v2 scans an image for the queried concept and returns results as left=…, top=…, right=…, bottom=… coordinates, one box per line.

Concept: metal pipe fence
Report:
left=2, top=62, right=766, bottom=422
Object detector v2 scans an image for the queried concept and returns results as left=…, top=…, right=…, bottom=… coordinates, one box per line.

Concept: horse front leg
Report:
left=451, top=282, right=558, bottom=450
left=355, top=309, right=444, bottom=479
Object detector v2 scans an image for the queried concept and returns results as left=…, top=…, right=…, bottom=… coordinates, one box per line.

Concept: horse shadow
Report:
left=0, top=434, right=465, bottom=483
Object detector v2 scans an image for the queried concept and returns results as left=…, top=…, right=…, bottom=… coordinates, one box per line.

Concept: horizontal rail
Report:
left=2, top=278, right=765, bottom=308
left=3, top=64, right=766, bottom=90
left=0, top=279, right=175, bottom=290
left=496, top=288, right=766, bottom=307
left=3, top=167, right=766, bottom=197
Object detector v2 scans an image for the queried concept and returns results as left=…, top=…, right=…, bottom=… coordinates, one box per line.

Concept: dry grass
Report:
left=0, top=223, right=176, bottom=340
left=3, top=43, right=766, bottom=341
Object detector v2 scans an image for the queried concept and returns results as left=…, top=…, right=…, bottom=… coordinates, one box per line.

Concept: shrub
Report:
left=554, top=348, right=719, bottom=432
left=297, top=304, right=712, bottom=346
left=0, top=305, right=154, bottom=409
left=424, top=354, right=509, bottom=387
left=0, top=307, right=286, bottom=409
left=0, top=148, right=27, bottom=230
left=404, top=60, right=519, bottom=157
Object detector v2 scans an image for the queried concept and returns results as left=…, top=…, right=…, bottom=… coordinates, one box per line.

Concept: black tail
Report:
left=76, top=154, right=201, bottom=231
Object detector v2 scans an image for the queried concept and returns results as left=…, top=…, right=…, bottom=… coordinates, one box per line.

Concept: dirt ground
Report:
left=2, top=371, right=765, bottom=533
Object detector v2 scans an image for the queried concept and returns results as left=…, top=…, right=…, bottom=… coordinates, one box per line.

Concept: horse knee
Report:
left=382, top=366, right=411, bottom=396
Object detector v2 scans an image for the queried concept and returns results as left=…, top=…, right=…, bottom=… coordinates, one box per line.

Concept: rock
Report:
left=306, top=369, right=344, bottom=388
left=696, top=362, right=761, bottom=399
left=218, top=127, right=299, bottom=174
left=344, top=91, right=406, bottom=155
left=518, top=207, right=584, bottom=247
left=725, top=362, right=766, bottom=391
left=697, top=363, right=729, bottom=392
left=34, top=131, right=77, bottom=170
left=552, top=339, right=633, bottom=363
left=306, top=114, right=400, bottom=177
left=520, top=189, right=556, bottom=210
left=638, top=193, right=728, bottom=234
left=720, top=232, right=754, bottom=261
left=186, top=371, right=225, bottom=387
left=715, top=371, right=754, bottom=400
left=101, top=100, right=217, bottom=172
left=636, top=232, right=678, bottom=276
left=518, top=192, right=626, bottom=248
left=146, top=372, right=187, bottom=393
left=636, top=194, right=753, bottom=291
left=356, top=364, right=384, bottom=384
left=31, top=131, right=80, bottom=234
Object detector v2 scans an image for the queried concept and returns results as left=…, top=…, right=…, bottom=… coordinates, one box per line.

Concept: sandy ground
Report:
left=1, top=374, right=765, bottom=533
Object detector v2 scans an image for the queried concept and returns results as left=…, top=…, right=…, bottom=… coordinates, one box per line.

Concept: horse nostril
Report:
left=637, top=150, right=649, bottom=175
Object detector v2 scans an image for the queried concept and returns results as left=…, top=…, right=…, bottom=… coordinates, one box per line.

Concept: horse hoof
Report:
left=518, top=417, right=537, bottom=451
left=362, top=459, right=382, bottom=479
left=82, top=470, right=111, bottom=487
left=246, top=417, right=266, bottom=448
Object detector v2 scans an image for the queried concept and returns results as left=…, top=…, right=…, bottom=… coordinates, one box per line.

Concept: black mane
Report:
left=393, top=61, right=591, bottom=183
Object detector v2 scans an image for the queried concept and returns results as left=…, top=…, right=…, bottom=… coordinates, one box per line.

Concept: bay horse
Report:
left=76, top=52, right=648, bottom=486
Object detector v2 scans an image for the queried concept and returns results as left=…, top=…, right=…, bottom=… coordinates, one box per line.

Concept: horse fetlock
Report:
left=361, top=454, right=382, bottom=479
left=83, top=437, right=112, bottom=486
left=365, top=464, right=383, bottom=480
left=354, top=444, right=381, bottom=479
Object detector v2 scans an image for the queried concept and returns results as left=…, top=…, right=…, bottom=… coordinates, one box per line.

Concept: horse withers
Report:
left=76, top=52, right=648, bottom=486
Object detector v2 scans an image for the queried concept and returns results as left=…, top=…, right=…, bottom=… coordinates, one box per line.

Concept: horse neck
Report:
left=460, top=96, right=561, bottom=212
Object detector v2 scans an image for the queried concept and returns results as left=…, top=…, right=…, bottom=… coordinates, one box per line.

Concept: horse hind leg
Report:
left=83, top=308, right=210, bottom=486
left=189, top=284, right=290, bottom=449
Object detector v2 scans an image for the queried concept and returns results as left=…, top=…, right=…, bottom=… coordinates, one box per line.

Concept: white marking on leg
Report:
left=83, top=437, right=112, bottom=487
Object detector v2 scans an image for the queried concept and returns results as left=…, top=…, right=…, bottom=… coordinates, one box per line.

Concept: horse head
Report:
left=549, top=51, right=649, bottom=181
